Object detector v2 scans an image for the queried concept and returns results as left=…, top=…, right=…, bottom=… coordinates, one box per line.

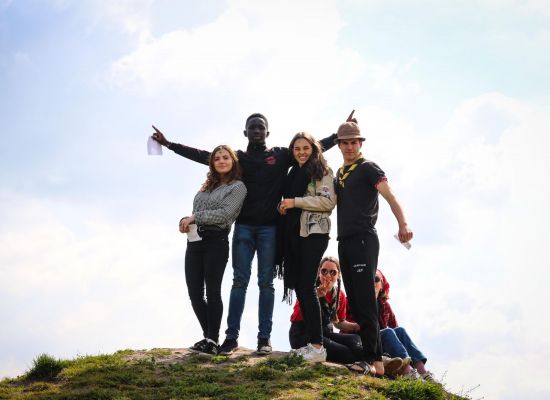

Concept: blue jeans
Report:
left=225, top=224, right=276, bottom=340
left=380, top=327, right=427, bottom=364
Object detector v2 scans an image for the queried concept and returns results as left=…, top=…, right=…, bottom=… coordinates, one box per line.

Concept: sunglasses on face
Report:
left=320, top=268, right=338, bottom=277
left=374, top=276, right=381, bottom=283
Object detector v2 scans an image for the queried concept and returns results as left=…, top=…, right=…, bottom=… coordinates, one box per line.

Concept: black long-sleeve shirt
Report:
left=168, top=134, right=337, bottom=226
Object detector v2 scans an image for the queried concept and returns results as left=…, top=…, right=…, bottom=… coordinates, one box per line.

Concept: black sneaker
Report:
left=189, top=338, right=208, bottom=352
left=256, top=338, right=272, bottom=355
left=219, top=338, right=238, bottom=355
left=202, top=341, right=219, bottom=355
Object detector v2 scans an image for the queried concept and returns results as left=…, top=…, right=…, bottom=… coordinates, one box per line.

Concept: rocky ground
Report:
left=123, top=347, right=348, bottom=370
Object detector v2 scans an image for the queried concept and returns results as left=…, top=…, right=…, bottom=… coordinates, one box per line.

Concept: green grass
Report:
left=0, top=350, right=469, bottom=400
left=24, top=354, right=68, bottom=381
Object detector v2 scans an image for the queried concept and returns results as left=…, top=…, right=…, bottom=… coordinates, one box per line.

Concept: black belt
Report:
left=197, top=225, right=228, bottom=233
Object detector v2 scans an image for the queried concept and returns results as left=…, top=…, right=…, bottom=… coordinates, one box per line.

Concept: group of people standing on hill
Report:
left=150, top=111, right=434, bottom=380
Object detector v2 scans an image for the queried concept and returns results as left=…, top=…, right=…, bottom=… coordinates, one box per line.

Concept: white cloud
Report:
left=365, top=59, right=421, bottom=97
left=108, top=0, right=365, bottom=108
left=480, top=0, right=550, bottom=18
left=0, top=191, right=196, bottom=378
left=86, top=0, right=155, bottom=40
left=361, top=93, right=550, bottom=398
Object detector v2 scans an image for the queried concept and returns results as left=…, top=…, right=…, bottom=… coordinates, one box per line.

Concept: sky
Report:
left=1, top=0, right=550, bottom=398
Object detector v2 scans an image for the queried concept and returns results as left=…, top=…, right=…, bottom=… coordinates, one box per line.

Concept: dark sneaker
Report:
left=219, top=338, right=238, bottom=355
left=189, top=338, right=208, bottom=352
left=256, top=338, right=272, bottom=355
left=202, top=341, right=219, bottom=355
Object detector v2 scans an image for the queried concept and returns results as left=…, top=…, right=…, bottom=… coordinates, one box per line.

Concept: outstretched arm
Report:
left=376, top=180, right=413, bottom=243
left=319, top=133, right=338, bottom=152
left=151, top=125, right=210, bottom=165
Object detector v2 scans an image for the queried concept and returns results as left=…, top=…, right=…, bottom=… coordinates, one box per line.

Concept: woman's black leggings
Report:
left=289, top=321, right=363, bottom=364
left=184, top=232, right=229, bottom=343
left=294, top=234, right=329, bottom=345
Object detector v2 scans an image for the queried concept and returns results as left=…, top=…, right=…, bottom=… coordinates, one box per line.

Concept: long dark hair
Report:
left=200, top=145, right=241, bottom=192
left=316, top=256, right=342, bottom=322
left=289, top=132, right=330, bottom=181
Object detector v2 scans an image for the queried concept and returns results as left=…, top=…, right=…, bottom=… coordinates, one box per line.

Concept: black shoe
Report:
left=189, top=338, right=208, bottom=352
left=256, top=338, right=272, bottom=355
left=219, top=338, right=238, bottom=355
left=202, top=341, right=219, bottom=355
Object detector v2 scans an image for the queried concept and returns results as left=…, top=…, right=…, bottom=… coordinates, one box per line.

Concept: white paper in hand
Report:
left=147, top=137, right=163, bottom=155
left=187, top=224, right=202, bottom=242
left=394, top=234, right=411, bottom=250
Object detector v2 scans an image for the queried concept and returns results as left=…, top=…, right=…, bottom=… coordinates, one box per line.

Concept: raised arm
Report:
left=376, top=180, right=413, bottom=243
left=319, top=133, right=338, bottom=152
left=317, top=110, right=356, bottom=152
left=151, top=125, right=210, bottom=165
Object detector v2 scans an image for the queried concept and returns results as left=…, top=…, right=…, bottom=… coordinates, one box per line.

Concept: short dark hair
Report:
left=245, top=113, right=268, bottom=129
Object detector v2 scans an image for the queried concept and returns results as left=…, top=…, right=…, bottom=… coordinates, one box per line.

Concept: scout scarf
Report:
left=337, top=156, right=364, bottom=188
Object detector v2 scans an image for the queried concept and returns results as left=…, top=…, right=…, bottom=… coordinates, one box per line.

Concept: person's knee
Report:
left=232, top=278, right=249, bottom=290
left=205, top=288, right=222, bottom=302
left=394, top=327, right=408, bottom=339
left=257, top=274, right=274, bottom=289
left=258, top=282, right=274, bottom=292
left=187, top=288, right=203, bottom=301
left=381, top=328, right=398, bottom=340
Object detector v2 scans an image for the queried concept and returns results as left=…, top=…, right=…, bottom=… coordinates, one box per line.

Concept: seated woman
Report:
left=289, top=256, right=364, bottom=364
left=289, top=256, right=403, bottom=374
left=179, top=145, right=247, bottom=355
left=375, top=269, right=435, bottom=381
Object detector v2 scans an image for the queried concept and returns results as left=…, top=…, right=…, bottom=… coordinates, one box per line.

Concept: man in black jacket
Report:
left=152, top=114, right=337, bottom=355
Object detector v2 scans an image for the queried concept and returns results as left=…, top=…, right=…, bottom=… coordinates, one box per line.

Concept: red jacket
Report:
left=290, top=290, right=347, bottom=323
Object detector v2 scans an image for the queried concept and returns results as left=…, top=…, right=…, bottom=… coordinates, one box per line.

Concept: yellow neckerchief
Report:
left=338, top=155, right=364, bottom=188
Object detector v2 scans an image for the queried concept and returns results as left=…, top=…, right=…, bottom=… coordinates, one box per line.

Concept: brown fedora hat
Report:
left=335, top=122, right=365, bottom=143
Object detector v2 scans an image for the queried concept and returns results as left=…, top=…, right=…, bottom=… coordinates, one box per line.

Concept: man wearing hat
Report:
left=334, top=117, right=413, bottom=376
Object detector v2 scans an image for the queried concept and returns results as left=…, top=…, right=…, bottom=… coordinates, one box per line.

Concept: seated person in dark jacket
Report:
left=289, top=256, right=369, bottom=365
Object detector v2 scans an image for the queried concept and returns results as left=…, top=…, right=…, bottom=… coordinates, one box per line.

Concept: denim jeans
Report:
left=225, top=224, right=276, bottom=340
left=380, top=327, right=427, bottom=364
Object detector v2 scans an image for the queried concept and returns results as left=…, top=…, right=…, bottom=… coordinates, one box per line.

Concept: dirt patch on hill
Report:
left=123, top=347, right=347, bottom=370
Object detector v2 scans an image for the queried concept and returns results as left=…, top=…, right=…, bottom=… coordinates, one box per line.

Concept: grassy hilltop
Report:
left=0, top=348, right=469, bottom=400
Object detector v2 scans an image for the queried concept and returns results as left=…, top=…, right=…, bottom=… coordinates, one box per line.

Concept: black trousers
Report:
left=184, top=232, right=229, bottom=343
left=338, top=233, right=382, bottom=363
left=294, top=234, right=329, bottom=345
left=289, top=321, right=363, bottom=364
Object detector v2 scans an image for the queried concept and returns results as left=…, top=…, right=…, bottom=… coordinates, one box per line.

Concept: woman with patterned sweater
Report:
left=276, top=132, right=336, bottom=362
left=179, top=145, right=247, bottom=355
